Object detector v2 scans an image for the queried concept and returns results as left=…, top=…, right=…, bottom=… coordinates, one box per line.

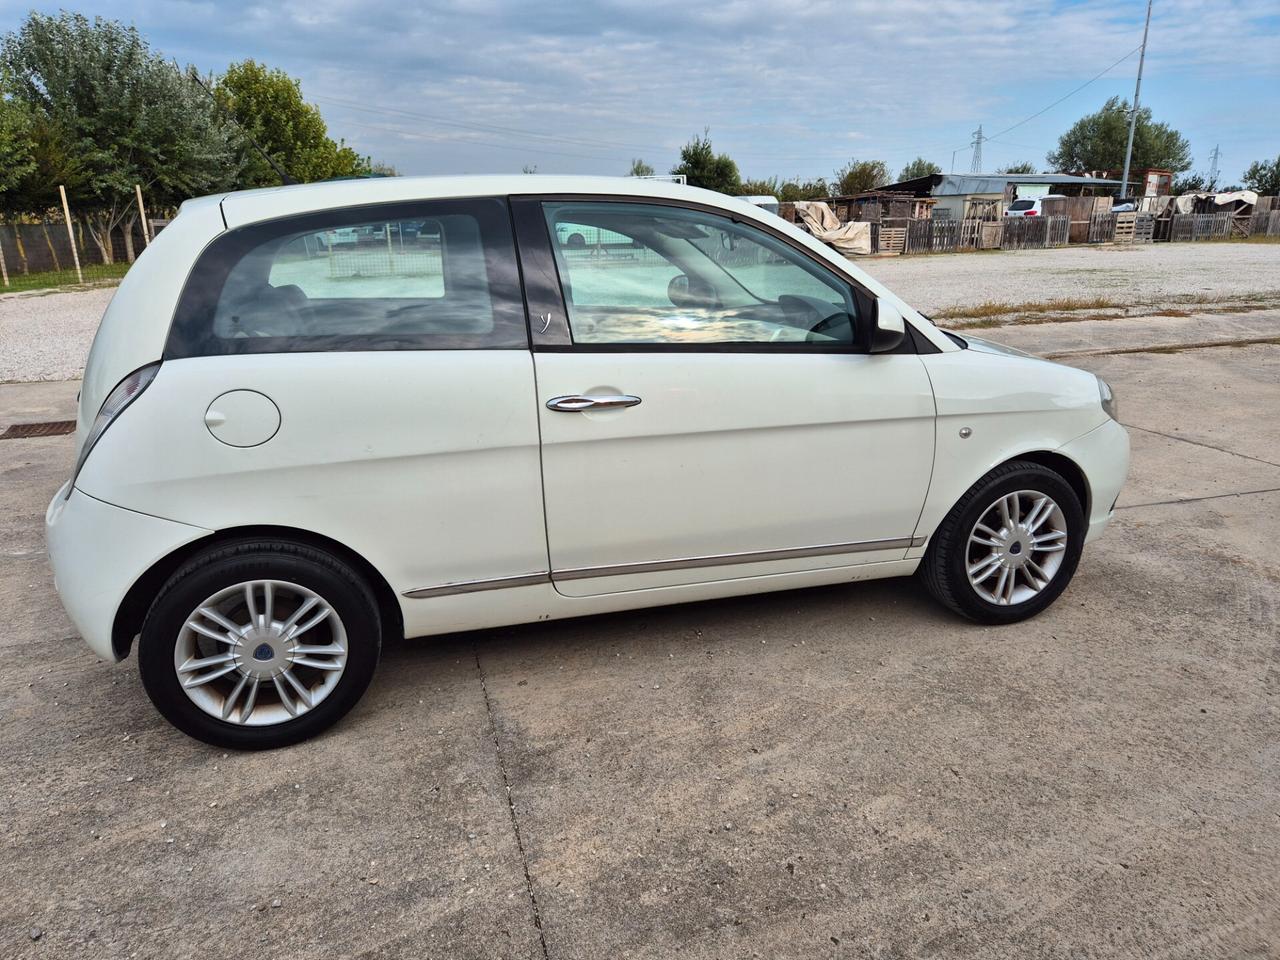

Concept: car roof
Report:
left=212, top=175, right=757, bottom=230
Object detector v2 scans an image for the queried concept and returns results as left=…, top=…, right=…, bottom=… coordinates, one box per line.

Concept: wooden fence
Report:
left=1170, top=212, right=1233, bottom=242
left=1246, top=210, right=1280, bottom=237
left=1088, top=212, right=1155, bottom=244
left=867, top=206, right=1272, bottom=256
left=893, top=215, right=1069, bottom=254
left=999, top=215, right=1070, bottom=250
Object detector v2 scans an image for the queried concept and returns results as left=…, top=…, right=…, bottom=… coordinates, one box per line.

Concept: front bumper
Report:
left=1059, top=417, right=1130, bottom=542
left=46, top=483, right=210, bottom=661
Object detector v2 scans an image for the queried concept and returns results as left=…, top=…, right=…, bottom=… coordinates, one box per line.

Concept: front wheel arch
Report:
left=1009, top=450, right=1090, bottom=522
left=917, top=449, right=1091, bottom=552
left=112, top=525, right=403, bottom=660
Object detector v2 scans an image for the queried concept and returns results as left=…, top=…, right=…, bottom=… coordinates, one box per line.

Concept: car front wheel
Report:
left=138, top=539, right=381, bottom=749
left=919, top=461, right=1086, bottom=624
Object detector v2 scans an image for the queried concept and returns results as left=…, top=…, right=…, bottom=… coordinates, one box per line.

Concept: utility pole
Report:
left=1120, top=0, right=1153, bottom=199
left=1208, top=144, right=1221, bottom=186
left=970, top=125, right=984, bottom=174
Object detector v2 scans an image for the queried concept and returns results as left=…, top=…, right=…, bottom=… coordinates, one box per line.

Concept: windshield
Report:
left=1009, top=200, right=1034, bottom=211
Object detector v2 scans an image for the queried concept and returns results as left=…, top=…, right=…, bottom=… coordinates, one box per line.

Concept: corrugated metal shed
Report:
left=883, top=173, right=1125, bottom=197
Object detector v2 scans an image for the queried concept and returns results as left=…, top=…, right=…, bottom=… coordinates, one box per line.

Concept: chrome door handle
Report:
left=546, top=394, right=642, bottom=412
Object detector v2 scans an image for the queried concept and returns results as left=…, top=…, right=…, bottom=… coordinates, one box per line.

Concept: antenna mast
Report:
left=180, top=63, right=297, bottom=186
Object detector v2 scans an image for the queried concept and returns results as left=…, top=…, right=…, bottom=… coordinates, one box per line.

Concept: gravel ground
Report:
left=860, top=241, right=1280, bottom=314
left=1, top=243, right=1278, bottom=383
left=0, top=286, right=114, bottom=383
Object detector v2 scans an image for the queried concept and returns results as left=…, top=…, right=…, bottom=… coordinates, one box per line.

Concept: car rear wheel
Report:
left=919, top=461, right=1085, bottom=624
left=138, top=540, right=381, bottom=749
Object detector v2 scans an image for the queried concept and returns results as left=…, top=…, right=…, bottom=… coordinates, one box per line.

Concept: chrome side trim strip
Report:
left=404, top=536, right=929, bottom=598
left=553, top=537, right=919, bottom=582
left=403, top=573, right=550, bottom=599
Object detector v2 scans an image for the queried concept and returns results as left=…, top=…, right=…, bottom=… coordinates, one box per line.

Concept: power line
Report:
left=936, top=44, right=1143, bottom=158
left=988, top=44, right=1143, bottom=143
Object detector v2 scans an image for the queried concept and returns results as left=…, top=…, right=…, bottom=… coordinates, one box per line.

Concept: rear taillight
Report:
left=1024, top=210, right=1038, bottom=216
left=67, top=362, right=161, bottom=497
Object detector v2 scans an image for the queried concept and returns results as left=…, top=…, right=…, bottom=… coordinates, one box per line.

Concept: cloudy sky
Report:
left=4, top=1, right=1278, bottom=183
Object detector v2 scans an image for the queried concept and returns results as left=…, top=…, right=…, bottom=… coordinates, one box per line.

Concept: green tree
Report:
left=0, top=109, right=85, bottom=218
left=628, top=158, right=654, bottom=177
left=1, top=12, right=238, bottom=262
left=1046, top=96, right=1191, bottom=175
left=898, top=157, right=941, bottom=181
left=1241, top=155, right=1280, bottom=196
left=214, top=59, right=370, bottom=187
left=996, top=161, right=1037, bottom=174
left=739, top=176, right=779, bottom=196
left=671, top=131, right=741, bottom=194
left=777, top=178, right=829, bottom=201
left=833, top=159, right=888, bottom=195
left=0, top=96, right=37, bottom=199
left=1170, top=171, right=1218, bottom=195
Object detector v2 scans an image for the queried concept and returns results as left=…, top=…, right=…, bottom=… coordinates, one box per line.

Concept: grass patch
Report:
left=1046, top=335, right=1280, bottom=359
left=938, top=289, right=1280, bottom=327
left=0, top=261, right=130, bottom=295
left=940, top=295, right=1123, bottom=320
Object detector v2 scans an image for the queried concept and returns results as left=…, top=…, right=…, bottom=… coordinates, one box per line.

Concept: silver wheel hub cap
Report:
left=966, top=490, right=1069, bottom=606
left=174, top=580, right=348, bottom=727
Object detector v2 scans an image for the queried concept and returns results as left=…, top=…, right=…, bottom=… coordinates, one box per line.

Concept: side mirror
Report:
left=869, top=298, right=906, bottom=353
left=668, top=274, right=718, bottom=310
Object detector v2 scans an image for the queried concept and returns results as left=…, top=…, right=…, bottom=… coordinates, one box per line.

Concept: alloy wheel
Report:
left=173, top=579, right=348, bottom=726
left=966, top=490, right=1069, bottom=606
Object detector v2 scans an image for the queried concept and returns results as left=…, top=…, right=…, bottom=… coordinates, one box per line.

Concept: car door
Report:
left=512, top=197, right=936, bottom=598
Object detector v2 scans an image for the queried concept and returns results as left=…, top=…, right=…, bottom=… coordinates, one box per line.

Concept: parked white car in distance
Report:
left=46, top=175, right=1129, bottom=749
left=1004, top=194, right=1067, bottom=217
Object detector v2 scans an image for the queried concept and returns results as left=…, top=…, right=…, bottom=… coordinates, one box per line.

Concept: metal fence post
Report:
left=58, top=185, right=84, bottom=284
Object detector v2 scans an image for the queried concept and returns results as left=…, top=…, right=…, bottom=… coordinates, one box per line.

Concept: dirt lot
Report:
left=1, top=262, right=1278, bottom=957
left=860, top=241, right=1280, bottom=315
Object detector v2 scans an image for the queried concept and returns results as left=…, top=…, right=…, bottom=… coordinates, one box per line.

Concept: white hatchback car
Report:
left=1004, top=194, right=1067, bottom=217
left=46, top=176, right=1129, bottom=749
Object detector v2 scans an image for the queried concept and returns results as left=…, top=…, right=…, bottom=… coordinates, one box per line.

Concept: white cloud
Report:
left=5, top=0, right=1276, bottom=180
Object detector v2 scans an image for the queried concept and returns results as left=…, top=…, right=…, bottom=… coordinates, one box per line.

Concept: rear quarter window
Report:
left=166, top=197, right=527, bottom=357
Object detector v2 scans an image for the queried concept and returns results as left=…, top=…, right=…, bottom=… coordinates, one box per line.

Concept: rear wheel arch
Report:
left=112, top=525, right=403, bottom=660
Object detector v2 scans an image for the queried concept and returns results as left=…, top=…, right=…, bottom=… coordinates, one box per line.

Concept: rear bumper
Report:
left=1060, top=418, right=1130, bottom=542
left=46, top=483, right=210, bottom=661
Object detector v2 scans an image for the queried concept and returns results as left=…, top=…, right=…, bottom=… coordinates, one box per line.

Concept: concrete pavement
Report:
left=1, top=312, right=1277, bottom=958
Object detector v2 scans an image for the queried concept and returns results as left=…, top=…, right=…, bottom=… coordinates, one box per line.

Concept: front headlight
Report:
left=1097, top=376, right=1118, bottom=421
left=67, top=362, right=161, bottom=497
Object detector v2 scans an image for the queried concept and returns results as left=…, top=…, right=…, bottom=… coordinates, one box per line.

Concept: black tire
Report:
left=138, top=539, right=381, bottom=750
left=919, top=460, right=1085, bottom=624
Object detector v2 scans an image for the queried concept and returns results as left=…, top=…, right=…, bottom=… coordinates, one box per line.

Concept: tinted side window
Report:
left=542, top=201, right=858, bottom=348
left=167, top=198, right=526, bottom=357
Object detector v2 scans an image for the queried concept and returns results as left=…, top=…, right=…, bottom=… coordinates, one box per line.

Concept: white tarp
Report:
left=793, top=201, right=872, bottom=256
left=1173, top=190, right=1259, bottom=214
